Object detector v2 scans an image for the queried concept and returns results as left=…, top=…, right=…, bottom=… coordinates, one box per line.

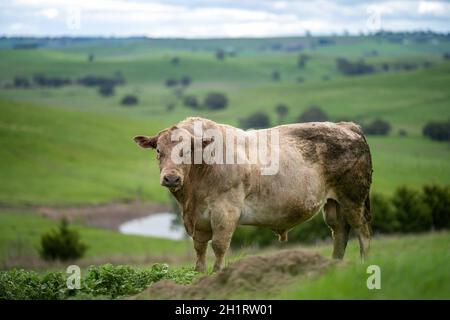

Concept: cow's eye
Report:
left=179, top=149, right=183, bottom=157
left=156, top=148, right=160, bottom=154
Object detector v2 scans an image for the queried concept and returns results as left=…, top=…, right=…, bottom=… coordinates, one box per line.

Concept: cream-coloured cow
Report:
left=134, top=117, right=372, bottom=272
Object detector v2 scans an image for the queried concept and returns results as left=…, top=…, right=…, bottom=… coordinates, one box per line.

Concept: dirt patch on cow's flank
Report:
left=133, top=248, right=336, bottom=300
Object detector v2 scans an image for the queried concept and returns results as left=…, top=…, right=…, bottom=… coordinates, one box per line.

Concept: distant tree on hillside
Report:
left=216, top=49, right=225, bottom=60
left=275, top=104, right=289, bottom=124
left=239, top=111, right=271, bottom=130
left=422, top=120, right=450, bottom=142
left=88, top=53, right=95, bottom=62
left=121, top=95, right=139, bottom=106
left=183, top=95, right=199, bottom=108
left=297, top=54, right=310, bottom=68
left=98, top=84, right=114, bottom=97
left=204, top=92, right=228, bottom=110
left=271, top=70, right=280, bottom=81
left=363, top=119, right=391, bottom=135
left=170, top=56, right=180, bottom=65
left=180, top=76, right=191, bottom=87
left=298, top=106, right=328, bottom=123
left=165, top=78, right=178, bottom=87
left=14, top=76, right=30, bottom=88
left=336, top=58, right=374, bottom=75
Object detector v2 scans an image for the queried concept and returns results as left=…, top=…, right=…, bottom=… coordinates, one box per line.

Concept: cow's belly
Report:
left=239, top=192, right=327, bottom=229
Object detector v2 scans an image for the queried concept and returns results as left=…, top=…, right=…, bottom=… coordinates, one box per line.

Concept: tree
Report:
left=98, top=84, right=114, bottom=97
left=298, top=106, right=328, bottom=123
left=121, top=95, right=138, bottom=106
left=180, top=76, right=191, bottom=87
left=204, top=92, right=228, bottom=110
left=275, top=104, right=289, bottom=124
left=239, top=111, right=271, bottom=130
left=363, top=119, right=391, bottom=135
left=216, top=49, right=225, bottom=60
left=297, top=54, right=309, bottom=68
left=88, top=53, right=95, bottom=62
left=170, top=56, right=180, bottom=65
left=40, top=218, right=87, bottom=261
left=165, top=78, right=178, bottom=87
left=422, top=120, right=450, bottom=142
left=392, top=187, right=432, bottom=233
left=183, top=95, right=199, bottom=108
left=422, top=185, right=450, bottom=230
left=271, top=70, right=280, bottom=81
left=371, top=193, right=400, bottom=234
left=336, top=58, right=374, bottom=75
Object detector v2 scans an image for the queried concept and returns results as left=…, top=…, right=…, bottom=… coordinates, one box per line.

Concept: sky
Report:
left=1, top=0, right=450, bottom=38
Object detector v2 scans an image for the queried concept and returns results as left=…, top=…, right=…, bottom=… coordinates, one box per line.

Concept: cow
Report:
left=133, top=117, right=373, bottom=272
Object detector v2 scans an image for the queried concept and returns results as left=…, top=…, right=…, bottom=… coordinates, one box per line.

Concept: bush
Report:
left=183, top=95, right=199, bottom=108
left=180, top=76, right=191, bottom=87
left=336, top=58, right=374, bottom=75
left=297, top=54, right=309, bottom=68
left=422, top=120, right=450, bottom=142
left=216, top=49, right=225, bottom=60
left=392, top=187, right=432, bottom=233
left=39, top=218, right=87, bottom=261
left=170, top=56, right=180, bottom=65
left=121, top=95, right=138, bottom=106
left=363, top=119, right=391, bottom=135
left=298, top=106, right=328, bottom=122
left=271, top=70, right=280, bottom=81
left=371, top=193, right=400, bottom=234
left=165, top=78, right=178, bottom=87
left=422, top=185, right=450, bottom=230
left=239, top=111, right=271, bottom=129
left=204, top=92, right=228, bottom=110
left=98, top=84, right=115, bottom=97
left=275, top=104, right=289, bottom=124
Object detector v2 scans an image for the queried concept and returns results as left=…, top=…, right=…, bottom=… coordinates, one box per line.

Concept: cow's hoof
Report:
left=195, top=265, right=206, bottom=273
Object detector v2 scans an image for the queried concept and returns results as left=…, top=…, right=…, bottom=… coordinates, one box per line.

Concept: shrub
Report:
left=371, top=193, right=400, bottom=234
left=165, top=78, right=178, bottom=87
left=271, top=70, right=280, bottom=81
left=422, top=120, right=450, bottom=142
left=216, top=49, right=225, bottom=60
left=336, top=58, right=374, bottom=75
left=204, top=92, right=228, bottom=110
left=298, top=106, right=328, bottom=123
left=98, top=84, right=114, bottom=97
left=392, top=187, right=432, bottom=233
left=239, top=111, right=271, bottom=129
left=14, top=77, right=30, bottom=88
left=121, top=95, right=138, bottom=106
left=180, top=76, right=191, bottom=87
left=422, top=185, right=450, bottom=230
left=39, top=218, right=87, bottom=261
left=183, top=95, right=199, bottom=108
left=170, top=56, right=180, bottom=65
left=275, top=104, right=289, bottom=124
left=363, top=119, right=391, bottom=135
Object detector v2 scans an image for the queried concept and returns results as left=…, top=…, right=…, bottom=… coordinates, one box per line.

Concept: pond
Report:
left=119, top=212, right=186, bottom=240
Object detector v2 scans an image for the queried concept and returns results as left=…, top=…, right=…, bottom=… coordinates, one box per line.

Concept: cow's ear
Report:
left=133, top=135, right=158, bottom=149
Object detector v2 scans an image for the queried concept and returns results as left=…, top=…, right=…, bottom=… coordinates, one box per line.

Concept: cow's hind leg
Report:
left=193, top=230, right=211, bottom=272
left=324, top=199, right=350, bottom=260
left=343, top=200, right=371, bottom=261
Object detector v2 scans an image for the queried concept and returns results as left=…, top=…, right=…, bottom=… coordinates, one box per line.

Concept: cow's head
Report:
left=133, top=126, right=212, bottom=192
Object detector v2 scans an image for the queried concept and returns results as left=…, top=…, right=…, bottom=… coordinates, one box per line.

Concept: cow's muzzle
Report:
left=162, top=174, right=181, bottom=189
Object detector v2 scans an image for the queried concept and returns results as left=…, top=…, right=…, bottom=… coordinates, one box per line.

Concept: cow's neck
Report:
left=171, top=164, right=212, bottom=236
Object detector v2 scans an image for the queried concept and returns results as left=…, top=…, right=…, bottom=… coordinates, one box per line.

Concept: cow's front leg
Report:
left=193, top=230, right=211, bottom=272
left=211, top=206, right=240, bottom=272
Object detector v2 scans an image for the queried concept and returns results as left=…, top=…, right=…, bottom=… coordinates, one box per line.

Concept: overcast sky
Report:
left=1, top=0, right=449, bottom=38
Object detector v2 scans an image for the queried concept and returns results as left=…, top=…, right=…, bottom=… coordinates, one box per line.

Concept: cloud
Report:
left=0, top=0, right=449, bottom=37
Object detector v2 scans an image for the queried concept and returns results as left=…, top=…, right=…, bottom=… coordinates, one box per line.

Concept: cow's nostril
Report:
left=163, top=176, right=170, bottom=183
left=163, top=175, right=180, bottom=186
left=174, top=176, right=180, bottom=182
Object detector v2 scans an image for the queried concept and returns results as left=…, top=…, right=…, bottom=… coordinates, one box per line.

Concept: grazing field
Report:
left=0, top=35, right=449, bottom=300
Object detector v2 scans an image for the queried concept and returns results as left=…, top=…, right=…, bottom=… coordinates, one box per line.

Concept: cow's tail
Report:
left=364, top=195, right=372, bottom=228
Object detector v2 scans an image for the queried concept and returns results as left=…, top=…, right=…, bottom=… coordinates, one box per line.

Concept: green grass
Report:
left=0, top=211, right=190, bottom=261
left=273, top=232, right=450, bottom=299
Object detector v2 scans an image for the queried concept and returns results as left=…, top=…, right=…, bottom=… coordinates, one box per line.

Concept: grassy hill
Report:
left=1, top=36, right=449, bottom=204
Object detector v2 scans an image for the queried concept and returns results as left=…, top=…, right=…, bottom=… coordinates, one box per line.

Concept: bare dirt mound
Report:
left=135, top=248, right=334, bottom=299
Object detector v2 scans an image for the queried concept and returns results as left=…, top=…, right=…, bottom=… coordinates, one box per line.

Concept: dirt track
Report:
left=37, top=200, right=171, bottom=230
left=134, top=248, right=335, bottom=299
